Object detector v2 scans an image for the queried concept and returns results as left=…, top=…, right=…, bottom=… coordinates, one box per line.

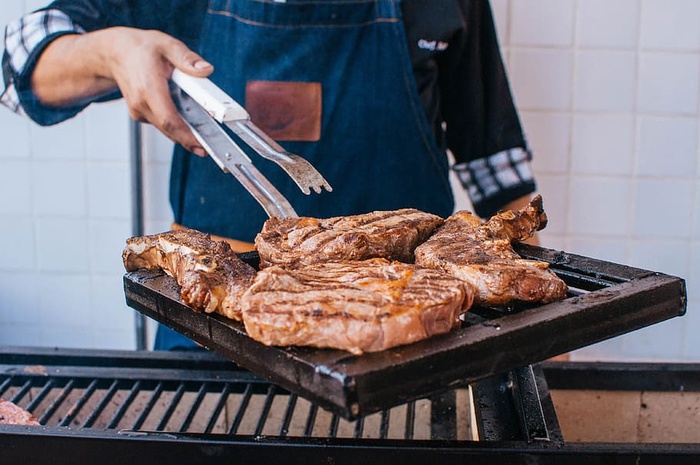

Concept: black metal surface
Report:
left=123, top=246, right=687, bottom=419
left=0, top=347, right=478, bottom=462
left=4, top=348, right=700, bottom=464
left=542, top=361, right=700, bottom=392
left=0, top=347, right=455, bottom=440
left=5, top=427, right=700, bottom=465
left=471, top=364, right=562, bottom=443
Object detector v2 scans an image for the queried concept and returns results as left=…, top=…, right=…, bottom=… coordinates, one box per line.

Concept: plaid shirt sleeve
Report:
left=1, top=9, right=88, bottom=124
left=452, top=147, right=536, bottom=218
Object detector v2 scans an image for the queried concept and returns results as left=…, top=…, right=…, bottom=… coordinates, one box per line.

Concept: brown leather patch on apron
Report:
left=245, top=81, right=322, bottom=142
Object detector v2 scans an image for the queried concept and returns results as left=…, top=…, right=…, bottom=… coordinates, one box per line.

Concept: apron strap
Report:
left=171, top=223, right=256, bottom=253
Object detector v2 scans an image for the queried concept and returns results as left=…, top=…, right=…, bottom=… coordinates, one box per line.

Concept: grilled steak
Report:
left=254, top=209, right=444, bottom=269
left=415, top=195, right=568, bottom=306
left=123, top=229, right=257, bottom=320
left=121, top=197, right=563, bottom=354
left=241, top=259, right=474, bottom=354
left=0, top=399, right=40, bottom=426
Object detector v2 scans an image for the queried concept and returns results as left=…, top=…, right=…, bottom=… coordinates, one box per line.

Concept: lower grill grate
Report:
left=5, top=348, right=700, bottom=464
left=0, top=347, right=469, bottom=441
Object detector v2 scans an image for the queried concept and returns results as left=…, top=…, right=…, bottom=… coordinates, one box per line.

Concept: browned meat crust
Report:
left=241, top=259, right=474, bottom=354
left=121, top=197, right=563, bottom=353
left=254, top=209, right=444, bottom=269
left=415, top=195, right=568, bottom=306
left=0, top=399, right=40, bottom=426
left=122, top=229, right=256, bottom=320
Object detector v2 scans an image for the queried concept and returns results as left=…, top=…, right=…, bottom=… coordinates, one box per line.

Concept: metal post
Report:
left=130, top=119, right=148, bottom=350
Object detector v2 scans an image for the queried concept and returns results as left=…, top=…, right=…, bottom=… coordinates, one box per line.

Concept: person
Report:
left=1, top=0, right=539, bottom=351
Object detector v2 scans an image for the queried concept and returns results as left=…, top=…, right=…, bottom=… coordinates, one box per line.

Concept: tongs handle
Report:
left=171, top=69, right=249, bottom=122
left=171, top=83, right=298, bottom=219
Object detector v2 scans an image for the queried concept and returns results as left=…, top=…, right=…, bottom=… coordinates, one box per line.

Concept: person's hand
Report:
left=32, top=27, right=213, bottom=156
left=99, top=28, right=213, bottom=156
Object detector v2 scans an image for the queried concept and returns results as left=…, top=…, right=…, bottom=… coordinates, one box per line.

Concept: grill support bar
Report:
left=471, top=364, right=561, bottom=443
left=2, top=426, right=700, bottom=465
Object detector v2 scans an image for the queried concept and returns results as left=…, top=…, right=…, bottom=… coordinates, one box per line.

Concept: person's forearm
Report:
left=501, top=194, right=536, bottom=213
left=31, top=31, right=118, bottom=107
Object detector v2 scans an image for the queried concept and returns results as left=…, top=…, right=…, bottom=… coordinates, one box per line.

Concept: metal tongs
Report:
left=170, top=69, right=332, bottom=219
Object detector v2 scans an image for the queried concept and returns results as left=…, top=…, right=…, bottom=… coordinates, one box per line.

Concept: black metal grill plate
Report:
left=123, top=245, right=686, bottom=419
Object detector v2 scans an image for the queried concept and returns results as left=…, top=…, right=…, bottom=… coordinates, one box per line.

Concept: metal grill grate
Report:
left=6, top=348, right=700, bottom=464
left=0, top=348, right=470, bottom=441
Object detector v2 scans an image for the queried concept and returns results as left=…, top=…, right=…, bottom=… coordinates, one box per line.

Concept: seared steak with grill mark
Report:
left=254, top=209, right=444, bottom=269
left=415, top=195, right=568, bottom=306
left=241, top=258, right=474, bottom=354
left=121, top=197, right=563, bottom=354
left=123, top=229, right=256, bottom=320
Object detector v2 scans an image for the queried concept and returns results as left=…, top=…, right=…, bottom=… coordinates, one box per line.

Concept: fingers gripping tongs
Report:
left=170, top=69, right=332, bottom=219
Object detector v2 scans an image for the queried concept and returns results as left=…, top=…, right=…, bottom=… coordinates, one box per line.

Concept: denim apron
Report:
left=157, top=0, right=455, bottom=350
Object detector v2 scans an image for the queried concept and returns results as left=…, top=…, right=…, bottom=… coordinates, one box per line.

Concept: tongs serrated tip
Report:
left=171, top=70, right=332, bottom=197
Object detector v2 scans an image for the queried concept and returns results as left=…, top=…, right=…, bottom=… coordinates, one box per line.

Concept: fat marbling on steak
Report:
left=254, top=209, right=444, bottom=269
left=241, top=258, right=475, bottom=354
left=415, top=195, right=568, bottom=307
left=123, top=228, right=257, bottom=320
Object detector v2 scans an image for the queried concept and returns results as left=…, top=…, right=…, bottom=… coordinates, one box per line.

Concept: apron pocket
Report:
left=246, top=80, right=322, bottom=142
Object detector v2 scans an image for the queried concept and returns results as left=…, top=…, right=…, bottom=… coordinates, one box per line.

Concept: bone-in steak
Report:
left=254, top=209, right=444, bottom=269
left=241, top=258, right=474, bottom=354
left=123, top=229, right=257, bottom=320
left=415, top=195, right=568, bottom=306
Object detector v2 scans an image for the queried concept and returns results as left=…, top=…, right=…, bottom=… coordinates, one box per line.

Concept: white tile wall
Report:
left=637, top=52, right=700, bottom=115
left=637, top=117, right=698, bottom=177
left=521, top=112, right=571, bottom=173
left=0, top=271, right=40, bottom=326
left=694, top=188, right=700, bottom=237
left=503, top=0, right=699, bottom=362
left=571, top=114, right=636, bottom=175
left=532, top=174, right=568, bottom=237
left=0, top=219, right=37, bottom=271
left=633, top=179, right=694, bottom=240
left=0, top=161, right=33, bottom=214
left=509, top=49, right=574, bottom=110
left=511, top=0, right=575, bottom=47
left=566, top=177, right=632, bottom=236
left=573, top=50, right=637, bottom=112
left=33, top=161, right=87, bottom=217
left=576, top=0, right=639, bottom=49
left=0, top=111, right=31, bottom=158
left=29, top=115, right=86, bottom=161
left=0, top=1, right=698, bottom=362
left=639, top=0, right=700, bottom=51
left=86, top=162, right=131, bottom=219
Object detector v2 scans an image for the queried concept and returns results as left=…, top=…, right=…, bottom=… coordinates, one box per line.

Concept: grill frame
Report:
left=3, top=348, right=700, bottom=464
left=123, top=244, right=687, bottom=419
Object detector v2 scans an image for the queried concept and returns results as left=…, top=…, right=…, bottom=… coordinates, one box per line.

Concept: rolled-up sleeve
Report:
left=1, top=0, right=205, bottom=126
left=1, top=9, right=95, bottom=125
left=452, top=147, right=536, bottom=217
